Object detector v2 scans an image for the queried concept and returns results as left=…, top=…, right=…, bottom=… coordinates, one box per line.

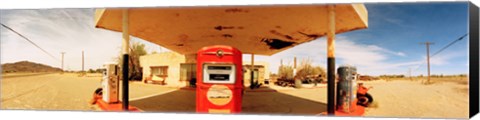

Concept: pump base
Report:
left=96, top=100, right=140, bottom=111
left=92, top=94, right=140, bottom=111
left=334, top=106, right=365, bottom=116
left=318, top=106, right=365, bottom=116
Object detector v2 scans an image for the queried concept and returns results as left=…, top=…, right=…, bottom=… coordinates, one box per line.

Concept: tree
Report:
left=116, top=42, right=148, bottom=81
left=88, top=69, right=95, bottom=73
left=295, top=58, right=326, bottom=80
left=278, top=65, right=294, bottom=79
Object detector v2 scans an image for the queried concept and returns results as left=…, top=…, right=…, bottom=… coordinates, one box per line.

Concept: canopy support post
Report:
left=327, top=5, right=336, bottom=115
left=250, top=53, right=255, bottom=89
left=122, top=9, right=130, bottom=111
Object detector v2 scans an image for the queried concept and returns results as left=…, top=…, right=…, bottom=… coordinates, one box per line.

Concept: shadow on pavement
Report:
left=130, top=89, right=196, bottom=113
left=130, top=87, right=327, bottom=115
left=242, top=87, right=327, bottom=115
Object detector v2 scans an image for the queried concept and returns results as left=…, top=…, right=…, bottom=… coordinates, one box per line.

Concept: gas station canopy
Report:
left=95, top=4, right=368, bottom=56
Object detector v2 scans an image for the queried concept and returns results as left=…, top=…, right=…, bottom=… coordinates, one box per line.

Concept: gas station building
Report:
left=139, top=51, right=270, bottom=87
left=94, top=4, right=368, bottom=114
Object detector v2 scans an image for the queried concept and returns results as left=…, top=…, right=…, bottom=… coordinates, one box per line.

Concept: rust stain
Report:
left=225, top=8, right=249, bottom=13
left=298, top=32, right=320, bottom=38
left=176, top=44, right=184, bottom=46
left=222, top=34, right=233, bottom=38
left=275, top=26, right=282, bottom=29
left=284, top=35, right=293, bottom=40
left=270, top=30, right=295, bottom=40
left=214, top=26, right=235, bottom=31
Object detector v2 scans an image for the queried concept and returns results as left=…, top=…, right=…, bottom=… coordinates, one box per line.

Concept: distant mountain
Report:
left=1, top=61, right=62, bottom=73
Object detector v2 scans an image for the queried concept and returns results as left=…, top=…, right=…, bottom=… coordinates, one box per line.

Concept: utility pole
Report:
left=82, top=51, right=85, bottom=72
left=420, top=42, right=433, bottom=84
left=408, top=67, right=412, bottom=81
left=293, top=56, right=297, bottom=75
left=61, top=52, right=65, bottom=72
left=280, top=59, right=283, bottom=66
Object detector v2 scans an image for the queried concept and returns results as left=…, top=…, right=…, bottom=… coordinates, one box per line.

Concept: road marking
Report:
left=129, top=89, right=178, bottom=101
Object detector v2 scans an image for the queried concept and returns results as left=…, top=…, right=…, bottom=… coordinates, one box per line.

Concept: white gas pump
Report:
left=102, top=63, right=119, bottom=103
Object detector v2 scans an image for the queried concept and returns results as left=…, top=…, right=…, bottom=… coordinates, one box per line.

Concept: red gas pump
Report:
left=196, top=45, right=243, bottom=114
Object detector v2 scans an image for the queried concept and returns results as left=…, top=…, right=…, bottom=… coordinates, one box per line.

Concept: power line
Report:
left=430, top=33, right=468, bottom=57
left=1, top=23, right=59, bottom=61
left=413, top=33, right=468, bottom=72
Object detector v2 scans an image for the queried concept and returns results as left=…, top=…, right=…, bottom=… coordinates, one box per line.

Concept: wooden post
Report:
left=409, top=67, right=412, bottom=81
left=420, top=42, right=433, bottom=84
left=327, top=5, right=336, bottom=115
left=121, top=9, right=130, bottom=111
left=82, top=51, right=84, bottom=72
left=426, top=43, right=431, bottom=84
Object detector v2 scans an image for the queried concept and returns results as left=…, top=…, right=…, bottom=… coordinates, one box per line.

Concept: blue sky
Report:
left=245, top=2, right=470, bottom=76
left=0, top=2, right=470, bottom=76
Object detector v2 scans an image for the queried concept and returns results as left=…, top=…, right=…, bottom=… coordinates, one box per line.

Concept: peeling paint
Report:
left=270, top=30, right=295, bottom=40
left=261, top=38, right=295, bottom=50
left=214, top=26, right=235, bottom=31
left=284, top=35, right=293, bottom=40
left=298, top=32, right=320, bottom=38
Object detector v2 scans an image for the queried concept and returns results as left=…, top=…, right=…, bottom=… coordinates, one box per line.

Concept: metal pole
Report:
left=326, top=5, right=336, bottom=115
left=122, top=9, right=130, bottom=111
left=250, top=53, right=255, bottom=89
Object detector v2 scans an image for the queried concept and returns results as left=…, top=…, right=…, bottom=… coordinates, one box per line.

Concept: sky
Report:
left=0, top=2, right=470, bottom=76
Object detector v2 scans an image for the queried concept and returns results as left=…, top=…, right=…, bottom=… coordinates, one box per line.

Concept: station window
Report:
left=151, top=66, right=168, bottom=77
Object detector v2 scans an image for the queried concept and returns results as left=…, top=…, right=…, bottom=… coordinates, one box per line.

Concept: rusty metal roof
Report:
left=95, top=4, right=368, bottom=56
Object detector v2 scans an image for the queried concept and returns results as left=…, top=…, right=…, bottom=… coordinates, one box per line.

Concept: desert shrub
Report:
left=295, top=58, right=326, bottom=79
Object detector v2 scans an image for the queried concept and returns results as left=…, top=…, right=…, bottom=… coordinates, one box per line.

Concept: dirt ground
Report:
left=1, top=73, right=100, bottom=111
left=0, top=73, right=176, bottom=111
left=0, top=74, right=470, bottom=119
left=361, top=79, right=469, bottom=119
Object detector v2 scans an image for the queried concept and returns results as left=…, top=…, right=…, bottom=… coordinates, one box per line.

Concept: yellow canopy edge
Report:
left=95, top=4, right=368, bottom=55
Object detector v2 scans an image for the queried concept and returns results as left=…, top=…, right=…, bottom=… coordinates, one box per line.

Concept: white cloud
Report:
left=243, top=35, right=417, bottom=76
left=1, top=9, right=124, bottom=70
left=422, top=52, right=462, bottom=66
